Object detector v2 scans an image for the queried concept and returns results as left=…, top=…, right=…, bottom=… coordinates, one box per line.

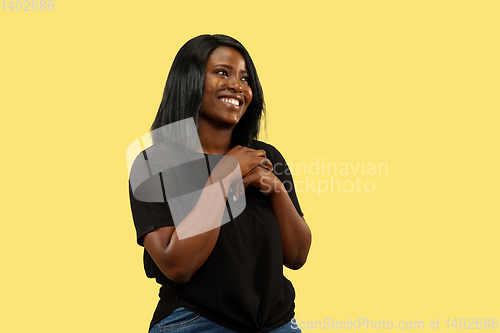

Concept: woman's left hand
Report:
left=237, top=165, right=285, bottom=197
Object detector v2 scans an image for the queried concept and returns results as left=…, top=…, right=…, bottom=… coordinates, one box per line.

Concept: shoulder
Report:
left=251, top=140, right=280, bottom=154
left=133, top=140, right=198, bottom=173
left=129, top=142, right=169, bottom=182
left=251, top=140, right=287, bottom=165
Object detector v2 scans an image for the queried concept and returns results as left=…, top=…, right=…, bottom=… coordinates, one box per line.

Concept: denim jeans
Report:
left=149, top=307, right=301, bottom=333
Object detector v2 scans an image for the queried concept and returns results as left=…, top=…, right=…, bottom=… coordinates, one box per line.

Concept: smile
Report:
left=219, top=97, right=242, bottom=110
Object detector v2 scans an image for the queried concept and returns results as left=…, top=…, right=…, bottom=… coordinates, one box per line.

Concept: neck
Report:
left=198, top=121, right=234, bottom=155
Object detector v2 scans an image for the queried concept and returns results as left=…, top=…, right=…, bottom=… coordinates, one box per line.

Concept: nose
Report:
left=225, top=75, right=242, bottom=93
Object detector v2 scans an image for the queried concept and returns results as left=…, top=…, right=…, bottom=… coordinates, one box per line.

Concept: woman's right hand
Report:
left=226, top=145, right=273, bottom=177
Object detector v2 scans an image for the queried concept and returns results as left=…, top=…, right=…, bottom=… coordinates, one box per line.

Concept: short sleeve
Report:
left=254, top=141, right=304, bottom=217
left=128, top=142, right=213, bottom=246
left=129, top=181, right=175, bottom=246
left=128, top=146, right=178, bottom=246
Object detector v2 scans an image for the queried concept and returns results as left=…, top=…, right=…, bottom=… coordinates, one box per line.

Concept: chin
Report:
left=220, top=115, right=242, bottom=126
left=224, top=119, right=240, bottom=127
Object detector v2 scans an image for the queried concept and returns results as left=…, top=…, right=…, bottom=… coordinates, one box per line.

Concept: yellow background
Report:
left=1, top=0, right=499, bottom=332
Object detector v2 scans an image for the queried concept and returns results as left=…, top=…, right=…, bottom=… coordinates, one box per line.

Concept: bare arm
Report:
left=142, top=173, right=231, bottom=283
left=270, top=187, right=311, bottom=269
left=242, top=167, right=312, bottom=269
left=142, top=147, right=272, bottom=283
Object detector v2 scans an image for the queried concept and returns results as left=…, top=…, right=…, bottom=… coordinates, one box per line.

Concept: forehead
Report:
left=207, top=46, right=247, bottom=69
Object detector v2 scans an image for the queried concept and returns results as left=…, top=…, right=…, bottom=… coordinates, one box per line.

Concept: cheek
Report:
left=204, top=78, right=219, bottom=95
left=202, top=83, right=218, bottom=105
left=246, top=89, right=253, bottom=104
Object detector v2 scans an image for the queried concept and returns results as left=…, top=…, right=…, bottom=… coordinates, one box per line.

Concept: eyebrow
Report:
left=213, top=64, right=248, bottom=74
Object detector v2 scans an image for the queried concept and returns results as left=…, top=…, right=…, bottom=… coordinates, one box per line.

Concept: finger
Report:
left=260, top=158, right=273, bottom=172
left=234, top=180, right=240, bottom=201
left=255, top=149, right=267, bottom=158
left=235, top=181, right=243, bottom=201
left=242, top=168, right=263, bottom=189
left=242, top=168, right=256, bottom=187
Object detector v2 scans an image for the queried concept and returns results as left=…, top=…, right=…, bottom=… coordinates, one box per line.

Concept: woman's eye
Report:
left=216, top=70, right=228, bottom=76
left=241, top=77, right=250, bottom=83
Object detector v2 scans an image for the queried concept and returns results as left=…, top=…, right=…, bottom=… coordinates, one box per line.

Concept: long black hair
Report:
left=150, top=34, right=265, bottom=147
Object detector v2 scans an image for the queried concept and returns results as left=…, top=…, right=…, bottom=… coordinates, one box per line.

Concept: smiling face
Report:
left=199, top=46, right=253, bottom=129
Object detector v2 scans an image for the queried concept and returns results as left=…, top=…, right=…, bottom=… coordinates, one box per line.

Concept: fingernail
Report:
left=233, top=195, right=237, bottom=201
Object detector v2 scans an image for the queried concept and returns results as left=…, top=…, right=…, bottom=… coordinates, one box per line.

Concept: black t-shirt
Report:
left=129, top=140, right=304, bottom=333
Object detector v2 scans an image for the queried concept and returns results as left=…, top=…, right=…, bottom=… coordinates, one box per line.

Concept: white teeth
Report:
left=220, top=97, right=240, bottom=106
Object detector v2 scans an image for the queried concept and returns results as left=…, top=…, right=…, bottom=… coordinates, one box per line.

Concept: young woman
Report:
left=129, top=34, right=311, bottom=333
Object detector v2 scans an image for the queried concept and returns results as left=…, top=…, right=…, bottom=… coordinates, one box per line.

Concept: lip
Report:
left=218, top=94, right=244, bottom=110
